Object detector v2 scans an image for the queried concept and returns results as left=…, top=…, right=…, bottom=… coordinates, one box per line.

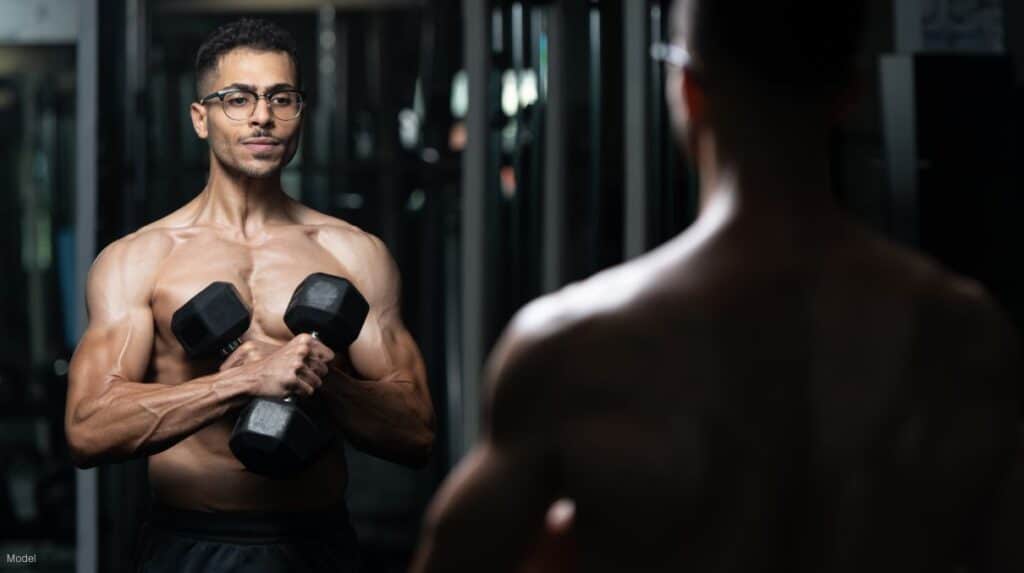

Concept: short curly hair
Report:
left=194, top=18, right=301, bottom=97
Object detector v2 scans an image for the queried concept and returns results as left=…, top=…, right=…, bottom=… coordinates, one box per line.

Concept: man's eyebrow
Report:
left=221, top=83, right=255, bottom=92
left=220, top=82, right=296, bottom=92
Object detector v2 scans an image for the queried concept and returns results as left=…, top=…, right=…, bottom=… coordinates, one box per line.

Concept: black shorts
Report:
left=134, top=503, right=362, bottom=573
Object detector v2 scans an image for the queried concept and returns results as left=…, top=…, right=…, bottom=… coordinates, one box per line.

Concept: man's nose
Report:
left=250, top=97, right=274, bottom=127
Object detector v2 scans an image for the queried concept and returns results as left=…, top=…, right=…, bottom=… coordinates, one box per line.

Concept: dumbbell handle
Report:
left=220, top=339, right=243, bottom=358
left=282, top=331, right=321, bottom=404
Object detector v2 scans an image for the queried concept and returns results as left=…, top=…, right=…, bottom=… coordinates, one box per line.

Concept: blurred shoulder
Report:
left=865, top=229, right=1024, bottom=385
left=918, top=263, right=1019, bottom=365
left=488, top=254, right=663, bottom=389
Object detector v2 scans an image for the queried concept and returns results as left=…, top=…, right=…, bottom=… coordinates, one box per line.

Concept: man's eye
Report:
left=227, top=97, right=250, bottom=106
left=271, top=95, right=294, bottom=106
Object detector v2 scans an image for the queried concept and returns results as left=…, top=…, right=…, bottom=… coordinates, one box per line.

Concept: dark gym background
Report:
left=0, top=0, right=1020, bottom=571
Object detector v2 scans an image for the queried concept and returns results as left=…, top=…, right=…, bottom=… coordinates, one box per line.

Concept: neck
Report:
left=694, top=124, right=841, bottom=226
left=189, top=155, right=295, bottom=236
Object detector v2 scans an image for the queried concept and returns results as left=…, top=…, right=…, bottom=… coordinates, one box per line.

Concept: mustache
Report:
left=241, top=131, right=282, bottom=143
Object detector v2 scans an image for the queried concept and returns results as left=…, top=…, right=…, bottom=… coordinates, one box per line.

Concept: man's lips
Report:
left=242, top=138, right=281, bottom=153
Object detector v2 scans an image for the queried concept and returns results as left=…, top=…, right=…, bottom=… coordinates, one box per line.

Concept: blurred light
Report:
left=319, top=56, right=335, bottom=75
left=540, top=33, right=548, bottom=97
left=406, top=189, right=426, bottom=212
left=413, top=77, right=425, bottom=118
left=398, top=108, right=420, bottom=150
left=449, top=122, right=467, bottom=152
left=53, top=359, right=69, bottom=377
left=491, top=8, right=503, bottom=53
left=320, top=30, right=336, bottom=50
left=451, top=70, right=468, bottom=119
left=500, top=165, right=517, bottom=199
left=421, top=148, right=440, bottom=164
left=502, top=69, right=519, bottom=117
left=502, top=121, right=517, bottom=154
left=355, top=129, right=373, bottom=159
left=318, top=4, right=336, bottom=24
left=519, top=69, right=538, bottom=108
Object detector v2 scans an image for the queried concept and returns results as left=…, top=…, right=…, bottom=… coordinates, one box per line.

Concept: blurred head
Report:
left=665, top=0, right=865, bottom=152
left=190, top=18, right=303, bottom=180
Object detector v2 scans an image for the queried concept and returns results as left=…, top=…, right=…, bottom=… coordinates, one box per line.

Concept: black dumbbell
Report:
left=171, top=282, right=252, bottom=360
left=229, top=273, right=369, bottom=479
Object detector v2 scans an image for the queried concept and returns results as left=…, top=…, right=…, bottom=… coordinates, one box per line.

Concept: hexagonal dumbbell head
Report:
left=229, top=397, right=332, bottom=478
left=171, top=282, right=252, bottom=360
left=284, top=273, right=369, bottom=349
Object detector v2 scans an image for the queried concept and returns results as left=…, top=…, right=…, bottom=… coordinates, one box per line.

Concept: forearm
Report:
left=320, top=366, right=434, bottom=467
left=67, top=370, right=252, bottom=468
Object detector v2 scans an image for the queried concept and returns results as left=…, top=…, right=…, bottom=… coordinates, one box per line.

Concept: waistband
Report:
left=148, top=503, right=354, bottom=541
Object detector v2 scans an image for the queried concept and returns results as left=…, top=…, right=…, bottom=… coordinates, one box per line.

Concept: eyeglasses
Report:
left=199, top=87, right=305, bottom=121
left=650, top=42, right=694, bottom=69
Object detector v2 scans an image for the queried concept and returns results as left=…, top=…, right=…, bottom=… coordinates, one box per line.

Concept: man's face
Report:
left=190, top=48, right=302, bottom=179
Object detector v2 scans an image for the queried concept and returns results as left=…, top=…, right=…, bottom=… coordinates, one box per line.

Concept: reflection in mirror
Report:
left=97, top=2, right=465, bottom=571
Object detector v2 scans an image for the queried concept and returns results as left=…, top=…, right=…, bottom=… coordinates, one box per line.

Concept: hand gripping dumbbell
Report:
left=170, top=282, right=252, bottom=361
left=229, top=273, right=370, bottom=478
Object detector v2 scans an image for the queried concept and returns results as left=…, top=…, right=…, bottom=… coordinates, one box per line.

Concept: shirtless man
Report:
left=64, top=18, right=434, bottom=572
left=411, top=1, right=1021, bottom=571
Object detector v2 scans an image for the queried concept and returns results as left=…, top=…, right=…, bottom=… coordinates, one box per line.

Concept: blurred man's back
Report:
left=410, top=1, right=1021, bottom=571
left=540, top=210, right=1018, bottom=571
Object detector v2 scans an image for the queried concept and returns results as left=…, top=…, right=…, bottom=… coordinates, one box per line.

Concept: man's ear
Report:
left=190, top=101, right=209, bottom=140
left=682, top=67, right=706, bottom=126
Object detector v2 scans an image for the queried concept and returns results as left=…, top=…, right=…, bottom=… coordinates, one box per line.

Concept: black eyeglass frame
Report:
left=197, top=87, right=307, bottom=121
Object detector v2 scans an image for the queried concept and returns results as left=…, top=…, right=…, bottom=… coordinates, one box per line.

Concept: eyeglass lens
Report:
left=221, top=90, right=303, bottom=120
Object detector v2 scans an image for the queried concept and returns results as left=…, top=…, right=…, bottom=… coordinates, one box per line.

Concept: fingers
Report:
left=291, top=378, right=316, bottom=397
left=309, top=338, right=336, bottom=364
left=294, top=365, right=323, bottom=396
left=290, top=333, right=316, bottom=349
left=290, top=344, right=328, bottom=376
left=290, top=333, right=335, bottom=365
left=304, top=356, right=329, bottom=378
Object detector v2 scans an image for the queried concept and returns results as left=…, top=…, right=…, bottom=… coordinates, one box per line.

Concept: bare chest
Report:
left=150, top=231, right=353, bottom=353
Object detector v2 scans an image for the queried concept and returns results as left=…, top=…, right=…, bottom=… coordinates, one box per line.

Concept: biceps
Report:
left=347, top=311, right=423, bottom=381
left=424, top=444, right=553, bottom=567
left=67, top=311, right=154, bottom=410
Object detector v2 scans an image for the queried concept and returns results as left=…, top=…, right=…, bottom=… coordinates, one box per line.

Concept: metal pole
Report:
left=123, top=0, right=146, bottom=232
left=459, top=0, right=491, bottom=459
left=880, top=56, right=919, bottom=245
left=624, top=0, right=648, bottom=258
left=542, top=3, right=565, bottom=292
left=74, top=0, right=98, bottom=571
